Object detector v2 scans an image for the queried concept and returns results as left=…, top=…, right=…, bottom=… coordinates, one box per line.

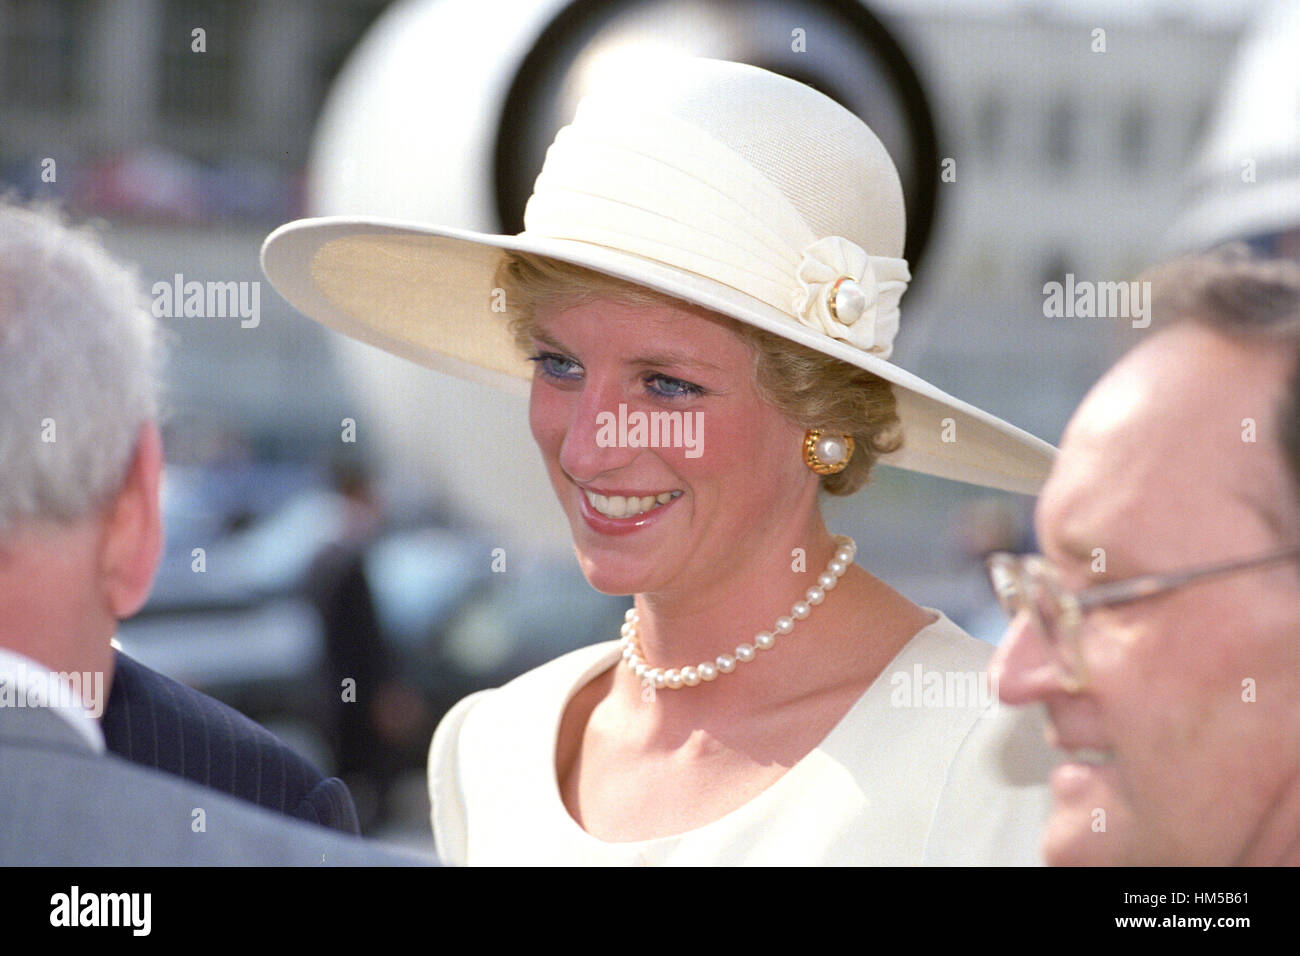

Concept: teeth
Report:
left=584, top=489, right=681, bottom=519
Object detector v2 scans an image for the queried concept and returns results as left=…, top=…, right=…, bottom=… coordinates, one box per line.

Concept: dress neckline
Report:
left=545, top=609, right=950, bottom=848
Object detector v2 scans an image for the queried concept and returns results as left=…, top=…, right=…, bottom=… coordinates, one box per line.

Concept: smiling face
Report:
left=991, top=323, right=1300, bottom=865
left=527, top=296, right=817, bottom=601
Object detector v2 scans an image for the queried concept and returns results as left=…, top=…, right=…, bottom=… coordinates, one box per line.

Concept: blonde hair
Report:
left=496, top=252, right=902, bottom=495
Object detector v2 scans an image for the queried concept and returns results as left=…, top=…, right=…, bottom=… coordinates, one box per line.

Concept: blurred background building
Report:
left=0, top=0, right=1282, bottom=843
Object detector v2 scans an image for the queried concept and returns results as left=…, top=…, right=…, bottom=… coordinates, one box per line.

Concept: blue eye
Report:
left=529, top=352, right=582, bottom=381
left=528, top=352, right=703, bottom=399
left=645, top=373, right=704, bottom=400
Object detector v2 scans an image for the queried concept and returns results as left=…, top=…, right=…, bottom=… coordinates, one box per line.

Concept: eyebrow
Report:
left=628, top=352, right=726, bottom=373
left=528, top=331, right=726, bottom=373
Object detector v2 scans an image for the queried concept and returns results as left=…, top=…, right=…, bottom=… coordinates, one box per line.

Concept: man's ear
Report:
left=99, top=421, right=164, bottom=620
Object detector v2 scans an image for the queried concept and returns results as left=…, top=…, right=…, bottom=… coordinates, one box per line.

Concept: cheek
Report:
left=1091, top=599, right=1290, bottom=824
left=1088, top=612, right=1193, bottom=757
left=528, top=379, right=568, bottom=460
left=687, top=408, right=806, bottom=496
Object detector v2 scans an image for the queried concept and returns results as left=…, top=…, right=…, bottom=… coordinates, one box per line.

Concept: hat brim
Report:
left=261, top=216, right=1055, bottom=494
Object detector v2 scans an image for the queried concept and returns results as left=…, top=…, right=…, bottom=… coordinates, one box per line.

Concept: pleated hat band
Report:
left=520, top=71, right=911, bottom=358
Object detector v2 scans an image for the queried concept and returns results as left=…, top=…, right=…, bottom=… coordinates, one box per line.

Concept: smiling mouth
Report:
left=583, top=489, right=682, bottom=519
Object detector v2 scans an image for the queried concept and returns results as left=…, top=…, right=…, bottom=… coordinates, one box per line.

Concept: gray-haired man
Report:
left=988, top=249, right=1300, bottom=865
left=0, top=201, right=407, bottom=862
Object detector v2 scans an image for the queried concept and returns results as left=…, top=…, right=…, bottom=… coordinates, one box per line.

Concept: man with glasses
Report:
left=987, top=249, right=1300, bottom=865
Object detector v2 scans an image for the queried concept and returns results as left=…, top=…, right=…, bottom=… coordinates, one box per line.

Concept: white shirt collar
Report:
left=0, top=646, right=107, bottom=754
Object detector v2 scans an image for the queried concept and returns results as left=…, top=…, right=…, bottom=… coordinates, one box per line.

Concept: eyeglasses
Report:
left=985, top=545, right=1300, bottom=692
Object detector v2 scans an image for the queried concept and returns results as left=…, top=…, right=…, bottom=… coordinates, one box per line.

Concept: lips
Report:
left=573, top=484, right=683, bottom=536
left=1049, top=730, right=1115, bottom=767
left=1044, top=737, right=1114, bottom=799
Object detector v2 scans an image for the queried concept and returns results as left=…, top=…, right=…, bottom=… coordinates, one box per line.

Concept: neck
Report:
left=621, top=513, right=860, bottom=713
left=0, top=521, right=117, bottom=701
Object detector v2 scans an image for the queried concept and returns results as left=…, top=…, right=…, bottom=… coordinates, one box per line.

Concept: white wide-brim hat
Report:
left=263, top=57, right=1054, bottom=494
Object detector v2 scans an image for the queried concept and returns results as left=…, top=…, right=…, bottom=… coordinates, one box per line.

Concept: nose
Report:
left=989, top=609, right=1078, bottom=704
left=556, top=372, right=640, bottom=483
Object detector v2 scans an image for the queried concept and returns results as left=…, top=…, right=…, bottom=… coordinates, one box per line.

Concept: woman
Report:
left=263, top=58, right=1057, bottom=864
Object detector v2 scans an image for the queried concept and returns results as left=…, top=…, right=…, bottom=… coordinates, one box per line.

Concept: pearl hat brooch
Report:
left=262, top=57, right=1054, bottom=493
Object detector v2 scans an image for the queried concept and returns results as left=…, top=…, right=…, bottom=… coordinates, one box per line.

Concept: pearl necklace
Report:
left=619, top=535, right=857, bottom=690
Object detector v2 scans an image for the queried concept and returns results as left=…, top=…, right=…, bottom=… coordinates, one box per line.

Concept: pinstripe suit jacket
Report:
left=101, top=651, right=360, bottom=834
left=0, top=704, right=431, bottom=866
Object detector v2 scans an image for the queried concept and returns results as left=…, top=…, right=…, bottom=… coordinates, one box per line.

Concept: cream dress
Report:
left=428, top=612, right=1055, bottom=865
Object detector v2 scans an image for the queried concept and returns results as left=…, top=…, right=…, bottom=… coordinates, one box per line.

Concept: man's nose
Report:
left=990, top=609, right=1078, bottom=704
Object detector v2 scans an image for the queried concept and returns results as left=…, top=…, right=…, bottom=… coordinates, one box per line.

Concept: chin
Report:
left=565, top=521, right=686, bottom=599
left=577, top=567, right=638, bottom=597
left=1042, top=796, right=1154, bottom=866
left=1041, top=814, right=1118, bottom=866
left=570, top=545, right=649, bottom=597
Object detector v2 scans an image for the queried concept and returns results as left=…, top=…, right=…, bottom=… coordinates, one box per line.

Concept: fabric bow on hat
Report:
left=793, top=236, right=910, bottom=359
